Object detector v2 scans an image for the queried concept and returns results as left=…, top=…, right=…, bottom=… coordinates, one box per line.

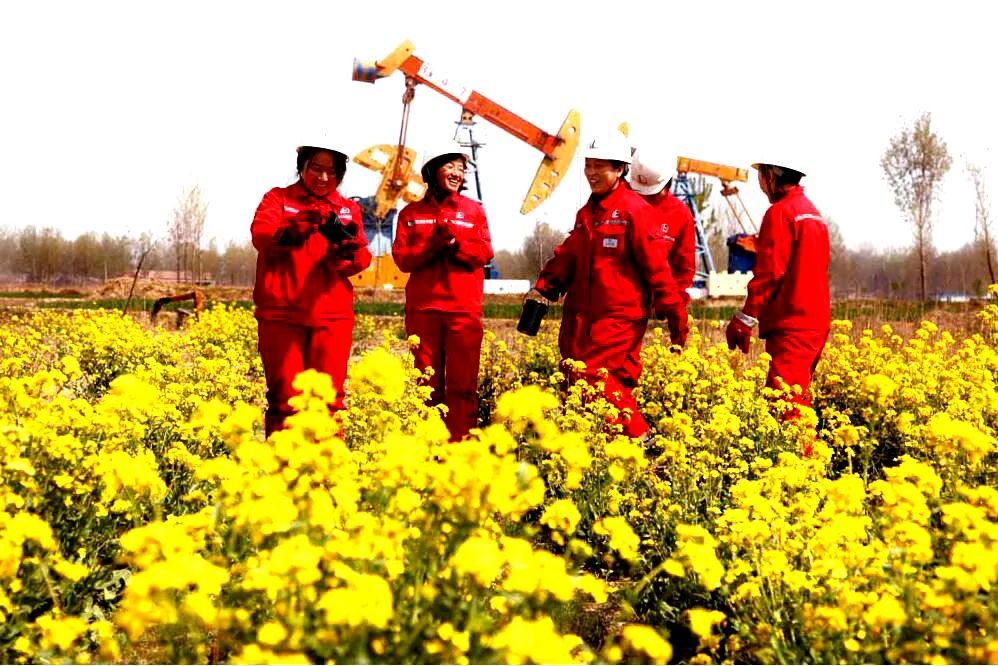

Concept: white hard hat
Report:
left=296, top=138, right=349, bottom=163
left=420, top=144, right=470, bottom=170
left=583, top=133, right=632, bottom=164
left=630, top=146, right=675, bottom=195
left=420, top=144, right=471, bottom=181
left=751, top=158, right=806, bottom=177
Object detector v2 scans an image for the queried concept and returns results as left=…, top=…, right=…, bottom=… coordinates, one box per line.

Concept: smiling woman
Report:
left=250, top=138, right=372, bottom=435
left=392, top=145, right=495, bottom=441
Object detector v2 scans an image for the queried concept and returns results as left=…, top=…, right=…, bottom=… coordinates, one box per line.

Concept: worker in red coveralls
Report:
left=530, top=134, right=688, bottom=439
left=392, top=146, right=494, bottom=441
left=630, top=146, right=697, bottom=305
left=725, top=157, right=830, bottom=425
left=251, top=139, right=372, bottom=436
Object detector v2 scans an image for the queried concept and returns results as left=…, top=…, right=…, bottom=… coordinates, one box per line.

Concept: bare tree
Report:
left=168, top=186, right=208, bottom=283
left=492, top=249, right=524, bottom=280
left=72, top=232, right=100, bottom=284
left=881, top=112, right=952, bottom=300
left=124, top=233, right=157, bottom=315
left=221, top=240, right=257, bottom=285
left=966, top=162, right=995, bottom=285
left=521, top=221, right=567, bottom=280
left=99, top=233, right=134, bottom=281
left=825, top=217, right=852, bottom=296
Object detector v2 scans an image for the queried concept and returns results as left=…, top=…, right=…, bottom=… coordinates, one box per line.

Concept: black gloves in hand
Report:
left=318, top=212, right=356, bottom=245
left=277, top=210, right=321, bottom=246
left=334, top=237, right=367, bottom=257
left=431, top=224, right=457, bottom=253
left=534, top=284, right=560, bottom=302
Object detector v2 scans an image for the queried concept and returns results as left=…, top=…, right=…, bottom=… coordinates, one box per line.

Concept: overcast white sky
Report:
left=1, top=0, right=996, bottom=255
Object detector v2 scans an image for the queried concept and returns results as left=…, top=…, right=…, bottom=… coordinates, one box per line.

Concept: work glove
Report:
left=725, top=311, right=755, bottom=354
left=329, top=236, right=367, bottom=258
left=430, top=223, right=457, bottom=254
left=317, top=212, right=356, bottom=245
left=276, top=210, right=320, bottom=246
left=524, top=288, right=545, bottom=303
left=657, top=304, right=689, bottom=348
left=531, top=284, right=560, bottom=302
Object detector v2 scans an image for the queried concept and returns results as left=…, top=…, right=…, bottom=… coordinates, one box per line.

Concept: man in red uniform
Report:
left=393, top=146, right=494, bottom=441
left=531, top=134, right=688, bottom=438
left=630, top=146, right=697, bottom=305
left=725, top=157, right=830, bottom=414
left=252, top=139, right=372, bottom=436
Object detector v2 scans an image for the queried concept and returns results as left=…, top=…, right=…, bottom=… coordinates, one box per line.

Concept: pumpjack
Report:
left=671, top=157, right=758, bottom=298
left=352, top=40, right=581, bottom=217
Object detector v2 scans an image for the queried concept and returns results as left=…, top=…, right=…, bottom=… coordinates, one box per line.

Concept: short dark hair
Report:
left=297, top=147, right=347, bottom=181
left=760, top=163, right=803, bottom=187
left=610, top=160, right=629, bottom=178
left=420, top=153, right=466, bottom=184
left=420, top=153, right=468, bottom=197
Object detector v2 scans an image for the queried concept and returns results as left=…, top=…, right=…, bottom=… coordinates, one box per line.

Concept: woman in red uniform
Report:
left=251, top=139, right=371, bottom=436
left=392, top=147, right=494, bottom=441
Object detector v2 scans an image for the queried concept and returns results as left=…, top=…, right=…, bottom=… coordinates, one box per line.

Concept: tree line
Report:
left=0, top=227, right=257, bottom=287
left=492, top=218, right=998, bottom=300
left=498, top=112, right=994, bottom=301
left=0, top=186, right=257, bottom=288
left=0, top=113, right=990, bottom=299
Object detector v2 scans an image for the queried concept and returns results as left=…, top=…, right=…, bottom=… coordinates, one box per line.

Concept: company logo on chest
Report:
left=593, top=209, right=628, bottom=228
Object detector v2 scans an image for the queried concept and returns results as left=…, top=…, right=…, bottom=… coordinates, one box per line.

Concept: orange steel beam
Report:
left=676, top=157, right=749, bottom=183
left=396, top=58, right=562, bottom=158
left=676, top=156, right=756, bottom=233
left=354, top=41, right=579, bottom=214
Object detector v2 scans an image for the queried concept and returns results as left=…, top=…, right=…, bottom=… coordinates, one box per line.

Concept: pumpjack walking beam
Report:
left=353, top=40, right=580, bottom=215
left=672, top=156, right=756, bottom=287
left=671, top=173, right=715, bottom=288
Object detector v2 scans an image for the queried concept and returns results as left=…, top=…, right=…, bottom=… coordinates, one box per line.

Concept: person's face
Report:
left=585, top=158, right=623, bottom=196
left=302, top=151, right=338, bottom=196
left=435, top=158, right=466, bottom=194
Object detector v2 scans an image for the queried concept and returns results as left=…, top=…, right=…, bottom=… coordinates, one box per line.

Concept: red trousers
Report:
left=257, top=318, right=353, bottom=436
left=764, top=328, right=829, bottom=410
left=562, top=315, right=650, bottom=438
left=406, top=310, right=484, bottom=441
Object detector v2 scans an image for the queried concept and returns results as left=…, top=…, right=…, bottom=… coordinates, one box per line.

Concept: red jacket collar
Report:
left=586, top=180, right=631, bottom=214
left=290, top=180, right=347, bottom=206
left=771, top=184, right=805, bottom=203
left=422, top=191, right=463, bottom=208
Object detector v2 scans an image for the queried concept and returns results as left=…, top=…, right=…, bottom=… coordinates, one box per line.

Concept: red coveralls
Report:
left=252, top=182, right=371, bottom=435
left=392, top=192, right=494, bottom=441
left=534, top=183, right=684, bottom=437
left=646, top=190, right=697, bottom=305
left=742, top=185, right=830, bottom=408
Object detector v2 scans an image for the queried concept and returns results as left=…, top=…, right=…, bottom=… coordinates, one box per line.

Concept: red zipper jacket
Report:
left=535, top=182, right=682, bottom=320
left=393, top=192, right=494, bottom=315
left=647, top=190, right=697, bottom=302
left=251, top=182, right=371, bottom=325
left=743, top=185, right=830, bottom=336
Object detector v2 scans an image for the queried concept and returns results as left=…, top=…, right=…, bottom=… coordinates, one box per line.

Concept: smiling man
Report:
left=530, top=134, right=687, bottom=439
